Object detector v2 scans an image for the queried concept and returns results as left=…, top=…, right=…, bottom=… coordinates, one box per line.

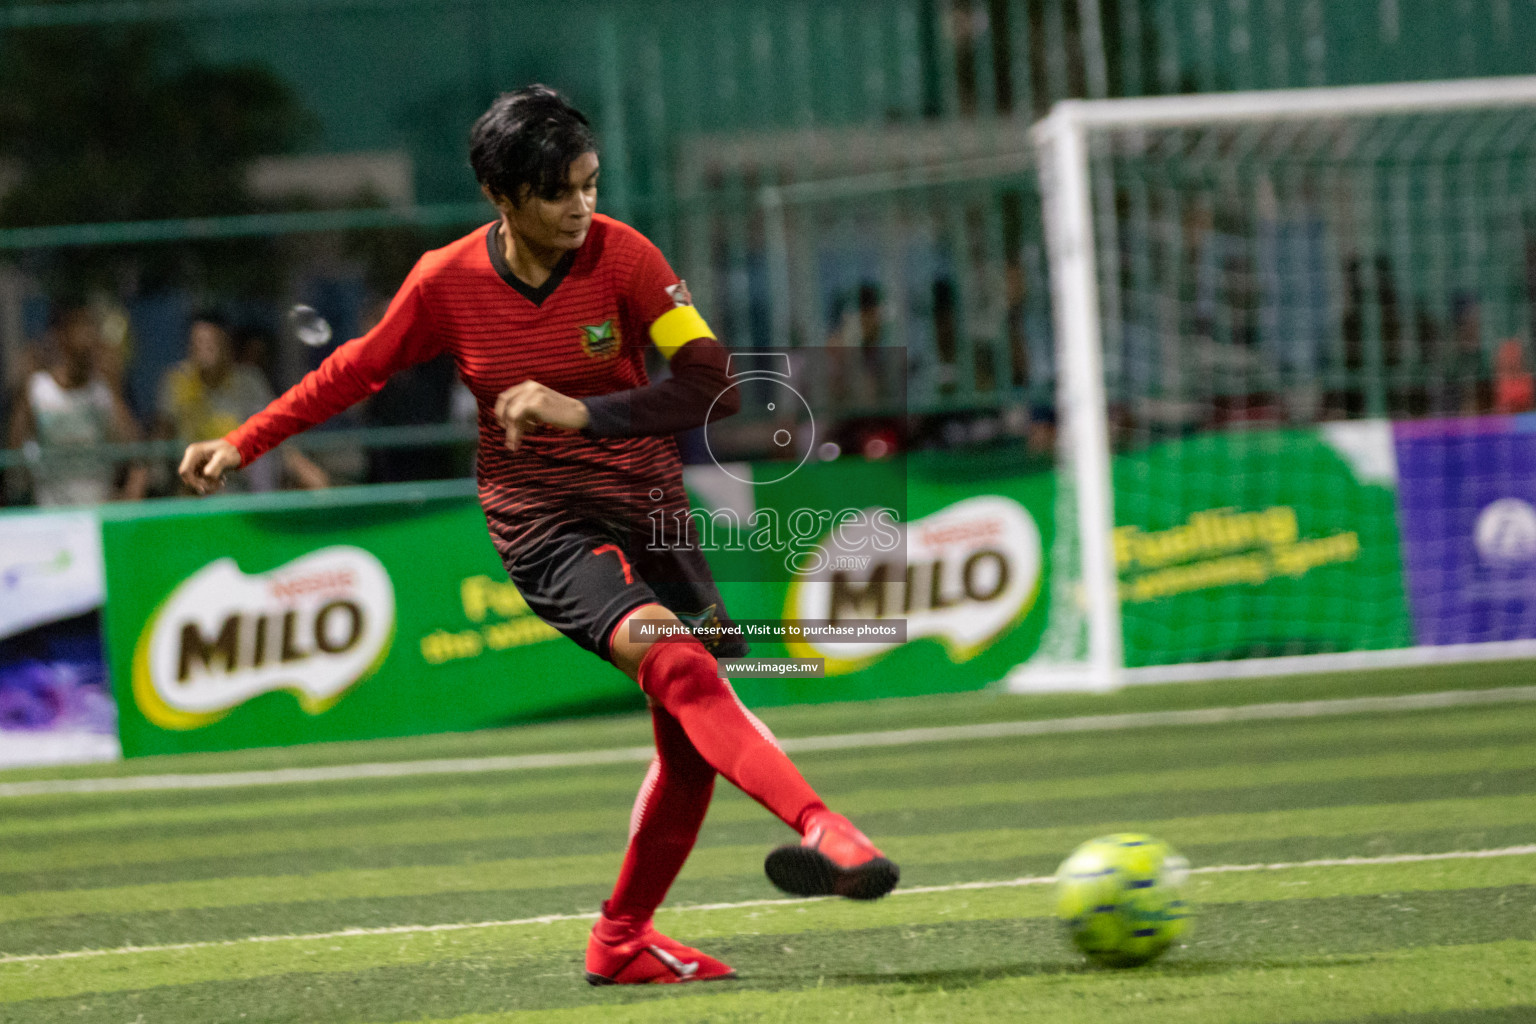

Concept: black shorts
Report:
left=504, top=522, right=749, bottom=664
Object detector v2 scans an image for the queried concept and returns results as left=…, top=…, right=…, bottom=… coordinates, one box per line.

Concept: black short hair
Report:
left=46, top=302, right=92, bottom=330
left=469, top=85, right=597, bottom=204
left=190, top=309, right=231, bottom=334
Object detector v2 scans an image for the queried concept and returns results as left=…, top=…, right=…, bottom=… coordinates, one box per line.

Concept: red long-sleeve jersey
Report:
left=226, top=214, right=721, bottom=563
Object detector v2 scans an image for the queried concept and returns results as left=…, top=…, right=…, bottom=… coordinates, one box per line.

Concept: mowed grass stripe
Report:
left=9, top=839, right=1536, bottom=957
left=6, top=721, right=1529, bottom=859
left=4, top=886, right=1535, bottom=1021
left=14, top=813, right=1536, bottom=909
left=2, top=853, right=1533, bottom=1004
left=5, top=791, right=1534, bottom=928
left=5, top=708, right=1531, bottom=876
left=8, top=761, right=1536, bottom=897
left=12, top=738, right=1536, bottom=876
left=1326, top=1011, right=1536, bottom=1024
left=6, top=698, right=1534, bottom=825
left=379, top=941, right=1536, bottom=1024
left=7, top=657, right=1529, bottom=787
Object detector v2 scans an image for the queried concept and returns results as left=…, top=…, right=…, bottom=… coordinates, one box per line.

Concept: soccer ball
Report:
left=1055, top=833, right=1190, bottom=967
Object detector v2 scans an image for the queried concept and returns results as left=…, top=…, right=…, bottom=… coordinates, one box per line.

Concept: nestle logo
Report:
left=269, top=570, right=356, bottom=602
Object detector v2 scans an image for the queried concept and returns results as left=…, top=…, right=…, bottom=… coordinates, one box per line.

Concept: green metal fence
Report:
left=3, top=0, right=1535, bottom=487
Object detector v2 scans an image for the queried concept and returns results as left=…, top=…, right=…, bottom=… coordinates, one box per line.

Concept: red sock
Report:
left=600, top=706, right=717, bottom=932
left=637, top=635, right=827, bottom=833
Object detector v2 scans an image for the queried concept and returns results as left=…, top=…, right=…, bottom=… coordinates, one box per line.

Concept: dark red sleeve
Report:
left=580, top=237, right=740, bottom=438
left=581, top=338, right=738, bottom=437
left=225, top=260, right=443, bottom=464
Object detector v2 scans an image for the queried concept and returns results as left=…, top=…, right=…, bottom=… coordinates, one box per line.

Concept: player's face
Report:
left=511, top=151, right=599, bottom=254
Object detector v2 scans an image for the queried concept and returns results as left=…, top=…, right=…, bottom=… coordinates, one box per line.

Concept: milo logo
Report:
left=132, top=547, right=395, bottom=729
left=785, top=495, right=1042, bottom=671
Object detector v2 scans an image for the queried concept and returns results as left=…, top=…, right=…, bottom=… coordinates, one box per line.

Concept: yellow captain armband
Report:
left=649, top=305, right=716, bottom=359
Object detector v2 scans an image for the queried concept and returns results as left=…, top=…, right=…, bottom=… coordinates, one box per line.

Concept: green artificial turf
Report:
left=2, top=660, right=1534, bottom=1022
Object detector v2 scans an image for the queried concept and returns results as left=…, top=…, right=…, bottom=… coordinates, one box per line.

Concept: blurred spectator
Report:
left=825, top=282, right=888, bottom=411
left=1339, top=255, right=1389, bottom=417
left=1493, top=338, right=1535, bottom=415
left=1256, top=178, right=1330, bottom=424
left=6, top=305, right=147, bottom=506
left=156, top=312, right=329, bottom=492
left=1339, top=254, right=1433, bottom=419
left=1003, top=260, right=1032, bottom=389
left=1436, top=292, right=1492, bottom=416
left=931, top=278, right=959, bottom=395
left=1192, top=196, right=1275, bottom=428
left=231, top=323, right=281, bottom=395
left=358, top=296, right=459, bottom=483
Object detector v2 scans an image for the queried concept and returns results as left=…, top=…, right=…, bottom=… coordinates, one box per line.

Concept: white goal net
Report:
left=1017, top=77, right=1536, bottom=691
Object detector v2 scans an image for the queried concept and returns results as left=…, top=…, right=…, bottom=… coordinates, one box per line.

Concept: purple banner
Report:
left=1394, top=415, right=1536, bottom=645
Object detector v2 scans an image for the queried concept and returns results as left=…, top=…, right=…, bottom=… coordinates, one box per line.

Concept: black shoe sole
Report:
left=585, top=970, right=738, bottom=986
left=764, top=846, right=900, bottom=900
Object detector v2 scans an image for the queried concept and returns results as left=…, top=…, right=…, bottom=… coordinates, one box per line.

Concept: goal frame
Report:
left=1016, top=75, right=1536, bottom=693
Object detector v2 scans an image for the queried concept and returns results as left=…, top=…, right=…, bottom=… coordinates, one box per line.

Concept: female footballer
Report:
left=179, top=85, right=898, bottom=985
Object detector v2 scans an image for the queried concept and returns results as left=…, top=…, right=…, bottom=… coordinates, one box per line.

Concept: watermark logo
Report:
left=704, top=352, right=816, bottom=486
left=784, top=495, right=1042, bottom=671
left=1474, top=497, right=1536, bottom=566
left=646, top=502, right=903, bottom=579
left=640, top=345, right=908, bottom=586
left=132, top=546, right=395, bottom=730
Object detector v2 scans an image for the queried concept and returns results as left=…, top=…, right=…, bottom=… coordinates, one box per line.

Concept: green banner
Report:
left=1113, top=424, right=1412, bottom=667
left=716, top=449, right=1056, bottom=707
left=101, top=483, right=627, bottom=757
left=100, top=452, right=1060, bottom=757
left=97, top=427, right=1412, bottom=756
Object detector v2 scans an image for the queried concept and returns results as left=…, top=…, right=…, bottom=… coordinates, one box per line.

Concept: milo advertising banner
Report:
left=100, top=457, right=1057, bottom=756
left=710, top=449, right=1056, bottom=707
left=1112, top=422, right=1412, bottom=667
left=101, top=483, right=619, bottom=757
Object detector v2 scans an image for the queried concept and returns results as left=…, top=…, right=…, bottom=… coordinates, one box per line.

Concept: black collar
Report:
left=486, top=223, right=576, bottom=306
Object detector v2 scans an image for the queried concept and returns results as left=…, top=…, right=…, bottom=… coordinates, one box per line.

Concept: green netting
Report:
left=1080, top=101, right=1536, bottom=668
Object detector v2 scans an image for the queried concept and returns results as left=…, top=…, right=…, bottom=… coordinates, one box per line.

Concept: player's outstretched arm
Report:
left=219, top=261, right=442, bottom=475
left=179, top=438, right=243, bottom=495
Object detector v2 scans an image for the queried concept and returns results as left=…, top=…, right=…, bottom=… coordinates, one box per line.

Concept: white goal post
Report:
left=1015, top=76, right=1536, bottom=693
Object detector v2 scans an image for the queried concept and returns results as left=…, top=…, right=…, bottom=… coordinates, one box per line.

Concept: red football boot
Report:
left=764, top=809, right=899, bottom=900
left=584, top=922, right=737, bottom=985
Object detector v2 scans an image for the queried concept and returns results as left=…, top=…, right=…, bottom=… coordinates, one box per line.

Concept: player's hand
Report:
left=494, top=380, right=591, bottom=452
left=178, top=439, right=243, bottom=495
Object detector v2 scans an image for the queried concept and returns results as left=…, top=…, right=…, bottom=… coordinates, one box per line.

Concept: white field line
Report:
left=5, top=685, right=1536, bottom=800
left=2, top=845, right=1533, bottom=967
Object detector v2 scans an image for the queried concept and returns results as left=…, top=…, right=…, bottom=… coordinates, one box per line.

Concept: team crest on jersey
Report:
left=579, top=319, right=621, bottom=359
left=666, top=280, right=694, bottom=308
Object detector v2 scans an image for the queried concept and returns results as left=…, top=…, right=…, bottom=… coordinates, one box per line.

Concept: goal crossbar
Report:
left=1039, top=75, right=1536, bottom=133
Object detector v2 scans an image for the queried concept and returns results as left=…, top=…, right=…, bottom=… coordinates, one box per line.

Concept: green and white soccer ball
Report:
left=1055, top=833, right=1190, bottom=967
